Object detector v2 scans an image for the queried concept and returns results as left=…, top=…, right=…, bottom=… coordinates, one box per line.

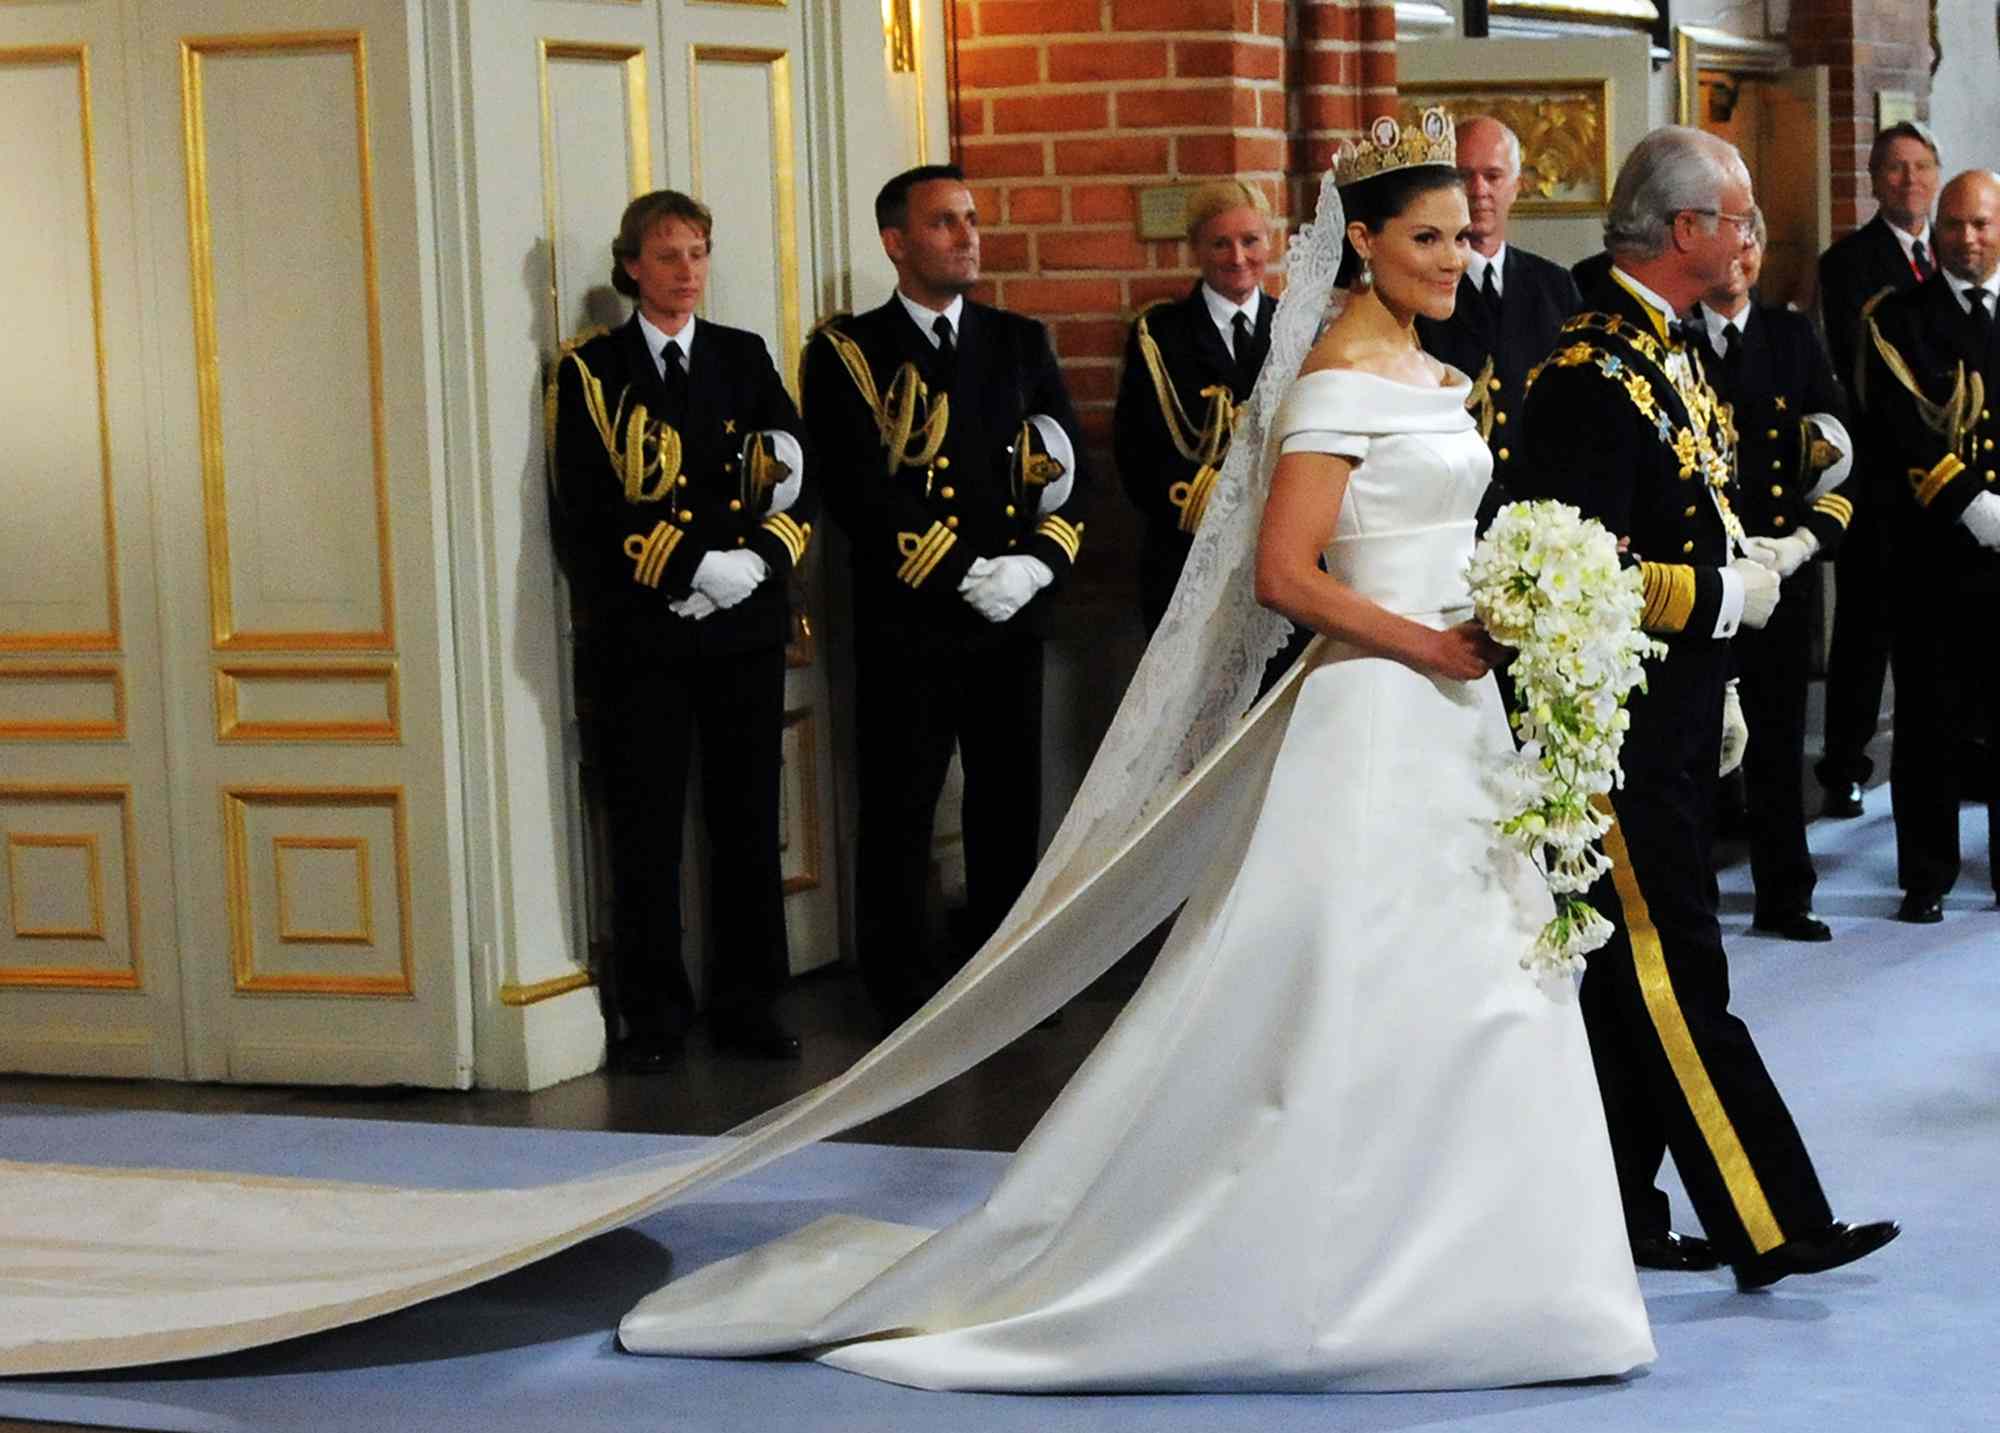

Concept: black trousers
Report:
left=854, top=631, right=1044, bottom=1021
left=590, top=642, right=790, bottom=1039
left=1889, top=614, right=2000, bottom=898
left=1735, top=568, right=1817, bottom=919
left=1580, top=641, right=1832, bottom=1263
left=1818, top=505, right=1893, bottom=788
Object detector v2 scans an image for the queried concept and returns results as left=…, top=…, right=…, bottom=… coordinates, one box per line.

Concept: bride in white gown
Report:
left=617, top=117, right=1654, bottom=1389
left=0, top=117, right=1651, bottom=1387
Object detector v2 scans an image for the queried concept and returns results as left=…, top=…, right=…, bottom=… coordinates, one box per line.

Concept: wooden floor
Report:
left=0, top=950, right=1157, bottom=1157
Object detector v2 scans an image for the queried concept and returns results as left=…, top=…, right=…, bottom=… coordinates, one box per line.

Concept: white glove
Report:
left=1741, top=530, right=1819, bottom=579
left=958, top=554, right=1053, bottom=623
left=690, top=549, right=769, bottom=609
left=669, top=591, right=718, bottom=621
left=1719, top=678, right=1748, bottom=777
left=1961, top=491, right=2000, bottom=550
left=1730, top=556, right=1781, bottom=629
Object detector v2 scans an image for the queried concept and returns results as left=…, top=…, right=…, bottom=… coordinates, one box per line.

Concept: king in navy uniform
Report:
left=1513, top=126, right=1896, bottom=1290
left=548, top=190, right=815, bottom=1067
left=803, top=164, right=1087, bottom=1027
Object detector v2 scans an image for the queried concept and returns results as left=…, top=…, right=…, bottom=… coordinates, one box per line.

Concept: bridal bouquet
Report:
left=1465, top=501, right=1665, bottom=980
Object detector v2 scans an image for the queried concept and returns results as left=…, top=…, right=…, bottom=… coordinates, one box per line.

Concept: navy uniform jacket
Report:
left=549, top=315, right=814, bottom=658
left=1514, top=275, right=1742, bottom=649
left=1113, top=283, right=1273, bottom=614
left=1415, top=244, right=1581, bottom=486
left=1706, top=304, right=1855, bottom=554
left=1862, top=273, right=2000, bottom=599
left=802, top=296, right=1087, bottom=652
left=1820, top=214, right=1927, bottom=401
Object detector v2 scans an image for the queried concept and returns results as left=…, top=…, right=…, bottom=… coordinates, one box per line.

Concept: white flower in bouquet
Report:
left=1466, top=500, right=1665, bottom=980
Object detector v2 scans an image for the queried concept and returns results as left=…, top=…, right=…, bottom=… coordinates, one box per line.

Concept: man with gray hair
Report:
left=1414, top=115, right=1580, bottom=497
left=1513, top=125, right=1898, bottom=1290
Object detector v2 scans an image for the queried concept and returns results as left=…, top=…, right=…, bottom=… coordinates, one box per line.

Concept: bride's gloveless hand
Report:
left=1423, top=620, right=1505, bottom=681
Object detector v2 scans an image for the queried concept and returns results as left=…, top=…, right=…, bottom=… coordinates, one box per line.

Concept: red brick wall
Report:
left=944, top=0, right=1395, bottom=470
left=1788, top=0, right=1933, bottom=237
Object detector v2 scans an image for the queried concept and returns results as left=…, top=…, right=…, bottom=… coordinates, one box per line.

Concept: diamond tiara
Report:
left=1332, top=106, right=1457, bottom=187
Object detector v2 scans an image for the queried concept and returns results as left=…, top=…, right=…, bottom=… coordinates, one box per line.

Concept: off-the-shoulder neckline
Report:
left=1291, top=364, right=1472, bottom=393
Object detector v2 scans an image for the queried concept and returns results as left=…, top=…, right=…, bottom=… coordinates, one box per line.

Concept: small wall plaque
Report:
left=1136, top=184, right=1200, bottom=242
left=1876, top=90, right=1917, bottom=127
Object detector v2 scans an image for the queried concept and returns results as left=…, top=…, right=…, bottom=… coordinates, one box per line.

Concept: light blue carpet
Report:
left=3, top=791, right=1995, bottom=1432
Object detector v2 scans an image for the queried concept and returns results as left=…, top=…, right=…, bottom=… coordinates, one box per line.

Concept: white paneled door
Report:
left=1, top=0, right=469, bottom=1085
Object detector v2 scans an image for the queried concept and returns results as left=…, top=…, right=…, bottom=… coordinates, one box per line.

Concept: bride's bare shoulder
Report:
left=1297, top=321, right=1377, bottom=380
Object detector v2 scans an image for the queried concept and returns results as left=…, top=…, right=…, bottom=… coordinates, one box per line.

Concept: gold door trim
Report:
left=0, top=661, right=126, bottom=741
left=537, top=39, right=653, bottom=348
left=213, top=660, right=401, bottom=743
left=498, top=968, right=595, bottom=1006
left=0, top=44, right=120, bottom=654
left=221, top=785, right=414, bottom=997
left=6, top=833, right=106, bottom=940
left=272, top=835, right=374, bottom=944
left=0, top=782, right=141, bottom=990
left=687, top=44, right=801, bottom=382
left=181, top=32, right=397, bottom=652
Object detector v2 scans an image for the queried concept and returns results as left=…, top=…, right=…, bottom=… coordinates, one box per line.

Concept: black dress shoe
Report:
left=1630, top=1230, right=1722, bottom=1271
left=1821, top=782, right=1865, bottom=818
left=1733, top=1219, right=1901, bottom=1291
left=710, top=1012, right=802, bottom=1060
left=1753, top=912, right=1833, bottom=942
left=610, top=1032, right=683, bottom=1074
left=1897, top=893, right=1945, bottom=924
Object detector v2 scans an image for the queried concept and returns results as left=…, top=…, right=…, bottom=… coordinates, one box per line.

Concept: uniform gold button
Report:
left=1004, top=504, right=1016, bottom=517
left=1489, top=378, right=1502, bottom=392
left=735, top=535, right=746, bottom=546
left=677, top=509, right=693, bottom=522
left=1685, top=505, right=1698, bottom=517
left=936, top=455, right=951, bottom=470
left=1773, top=514, right=1787, bottom=526
left=945, top=515, right=959, bottom=530
left=1682, top=540, right=1695, bottom=553
left=1986, top=439, right=1995, bottom=451
left=1770, top=484, right=1784, bottom=497
left=939, top=485, right=955, bottom=500
left=1770, top=460, right=1782, bottom=471
left=1766, top=428, right=1779, bottom=440
left=728, top=498, right=743, bottom=511
left=1007, top=537, right=1019, bottom=548
left=1497, top=447, right=1511, bottom=462
left=1077, top=522, right=1085, bottom=533
left=1495, top=412, right=1508, bottom=426
left=724, top=461, right=737, bottom=473
left=1988, top=470, right=1998, bottom=482
left=1984, top=409, right=1992, bottom=420
left=677, top=476, right=689, bottom=487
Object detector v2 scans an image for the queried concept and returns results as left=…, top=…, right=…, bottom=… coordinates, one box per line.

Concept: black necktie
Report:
left=931, top=314, right=956, bottom=382
left=660, top=341, right=687, bottom=405
left=1721, top=321, right=1740, bottom=363
left=1481, top=263, right=1501, bottom=320
left=1231, top=311, right=1258, bottom=394
left=1911, top=238, right=1934, bottom=281
left=1968, top=288, right=1992, bottom=338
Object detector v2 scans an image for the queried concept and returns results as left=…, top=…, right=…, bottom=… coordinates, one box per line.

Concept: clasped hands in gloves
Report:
left=671, top=549, right=769, bottom=620
left=959, top=555, right=1053, bottom=623
left=1728, top=556, right=1782, bottom=629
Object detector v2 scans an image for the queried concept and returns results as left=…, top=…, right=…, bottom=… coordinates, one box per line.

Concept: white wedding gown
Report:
left=618, top=368, right=1655, bottom=1390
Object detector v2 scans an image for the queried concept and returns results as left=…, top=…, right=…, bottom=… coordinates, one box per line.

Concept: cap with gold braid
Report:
left=1333, top=107, right=1457, bottom=188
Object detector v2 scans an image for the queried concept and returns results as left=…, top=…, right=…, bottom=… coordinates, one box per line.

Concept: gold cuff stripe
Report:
left=1811, top=494, right=1854, bottom=527
left=1601, top=805, right=1787, bottom=1254
left=762, top=513, right=812, bottom=566
left=1912, top=454, right=1965, bottom=508
left=897, top=522, right=955, bottom=587
left=627, top=520, right=682, bottom=589
left=1638, top=561, right=1697, bottom=633
left=1037, top=515, right=1083, bottom=563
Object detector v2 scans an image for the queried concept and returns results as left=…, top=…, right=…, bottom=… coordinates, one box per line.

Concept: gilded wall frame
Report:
left=1400, top=79, right=1613, bottom=217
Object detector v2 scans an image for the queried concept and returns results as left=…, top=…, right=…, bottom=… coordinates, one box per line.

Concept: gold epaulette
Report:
left=1135, top=308, right=1237, bottom=469
left=1866, top=312, right=1984, bottom=459
left=1851, top=286, right=1897, bottom=408
left=797, top=312, right=853, bottom=397
left=544, top=326, right=612, bottom=464
left=810, top=319, right=948, bottom=477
